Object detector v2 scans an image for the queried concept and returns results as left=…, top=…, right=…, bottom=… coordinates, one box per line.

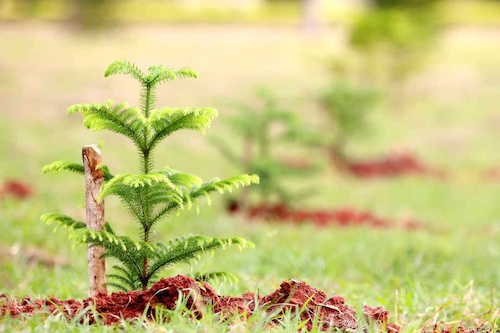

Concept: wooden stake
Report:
left=82, top=144, right=107, bottom=296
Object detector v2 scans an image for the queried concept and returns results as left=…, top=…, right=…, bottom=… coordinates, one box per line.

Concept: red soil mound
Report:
left=1, top=275, right=398, bottom=331
left=2, top=276, right=489, bottom=332
left=0, top=180, right=33, bottom=200
left=423, top=323, right=493, bottom=333
left=1, top=275, right=212, bottom=325
left=262, top=280, right=358, bottom=331
left=332, top=153, right=445, bottom=179
left=242, top=204, right=423, bottom=230
left=364, top=305, right=402, bottom=332
left=483, top=167, right=500, bottom=182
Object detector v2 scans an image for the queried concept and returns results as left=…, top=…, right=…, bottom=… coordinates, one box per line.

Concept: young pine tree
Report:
left=320, top=81, right=380, bottom=164
left=349, top=0, right=440, bottom=110
left=212, top=88, right=316, bottom=208
left=42, top=60, right=259, bottom=291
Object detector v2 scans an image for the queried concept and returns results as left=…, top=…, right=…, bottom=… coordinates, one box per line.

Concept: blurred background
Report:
left=0, top=0, right=499, bottom=329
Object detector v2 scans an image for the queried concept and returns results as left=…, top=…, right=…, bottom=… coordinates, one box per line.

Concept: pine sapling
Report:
left=320, top=81, right=379, bottom=164
left=42, top=60, right=259, bottom=292
left=349, top=0, right=440, bottom=110
left=212, top=88, right=317, bottom=208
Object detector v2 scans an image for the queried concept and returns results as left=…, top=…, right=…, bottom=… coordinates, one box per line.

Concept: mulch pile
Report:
left=483, top=167, right=500, bottom=182
left=422, top=324, right=494, bottom=333
left=0, top=180, right=33, bottom=201
left=1, top=276, right=491, bottom=332
left=1, top=275, right=396, bottom=331
left=337, top=153, right=445, bottom=179
left=234, top=204, right=423, bottom=230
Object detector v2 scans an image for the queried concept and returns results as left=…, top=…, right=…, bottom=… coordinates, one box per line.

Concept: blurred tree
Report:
left=15, top=0, right=42, bottom=17
left=349, top=0, right=441, bottom=111
left=371, top=0, right=439, bottom=8
left=212, top=88, right=318, bottom=208
left=3, top=0, right=116, bottom=31
left=71, top=0, right=116, bottom=31
left=320, top=81, right=380, bottom=164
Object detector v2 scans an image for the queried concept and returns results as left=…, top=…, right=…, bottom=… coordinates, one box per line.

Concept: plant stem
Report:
left=142, top=224, right=150, bottom=290
left=144, top=85, right=152, bottom=118
left=141, top=84, right=153, bottom=290
left=143, top=150, right=150, bottom=174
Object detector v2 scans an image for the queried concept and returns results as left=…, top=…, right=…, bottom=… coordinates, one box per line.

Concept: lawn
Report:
left=0, top=22, right=498, bottom=331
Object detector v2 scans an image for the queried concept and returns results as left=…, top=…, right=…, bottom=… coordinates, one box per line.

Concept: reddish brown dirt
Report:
left=422, top=323, right=493, bottom=333
left=483, top=167, right=500, bottom=182
left=0, top=180, right=33, bottom=200
left=1, top=276, right=490, bottom=332
left=1, top=275, right=215, bottom=325
left=262, top=280, right=358, bottom=331
left=239, top=204, right=423, bottom=230
left=332, top=153, right=445, bottom=179
left=363, top=305, right=402, bottom=332
left=1, top=275, right=399, bottom=331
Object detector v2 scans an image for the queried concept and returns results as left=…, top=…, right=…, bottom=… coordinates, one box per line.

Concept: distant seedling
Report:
left=349, top=0, right=440, bottom=110
left=320, top=81, right=442, bottom=178
left=320, top=81, right=380, bottom=164
left=212, top=88, right=317, bottom=208
left=42, top=60, right=259, bottom=293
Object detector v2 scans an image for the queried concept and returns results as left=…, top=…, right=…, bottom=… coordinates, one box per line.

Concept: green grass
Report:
left=0, top=22, right=499, bottom=331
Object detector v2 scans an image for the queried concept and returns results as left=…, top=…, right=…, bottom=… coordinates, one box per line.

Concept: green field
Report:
left=0, top=22, right=499, bottom=332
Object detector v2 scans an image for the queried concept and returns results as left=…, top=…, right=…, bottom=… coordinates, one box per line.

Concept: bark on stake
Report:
left=82, top=144, right=107, bottom=296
